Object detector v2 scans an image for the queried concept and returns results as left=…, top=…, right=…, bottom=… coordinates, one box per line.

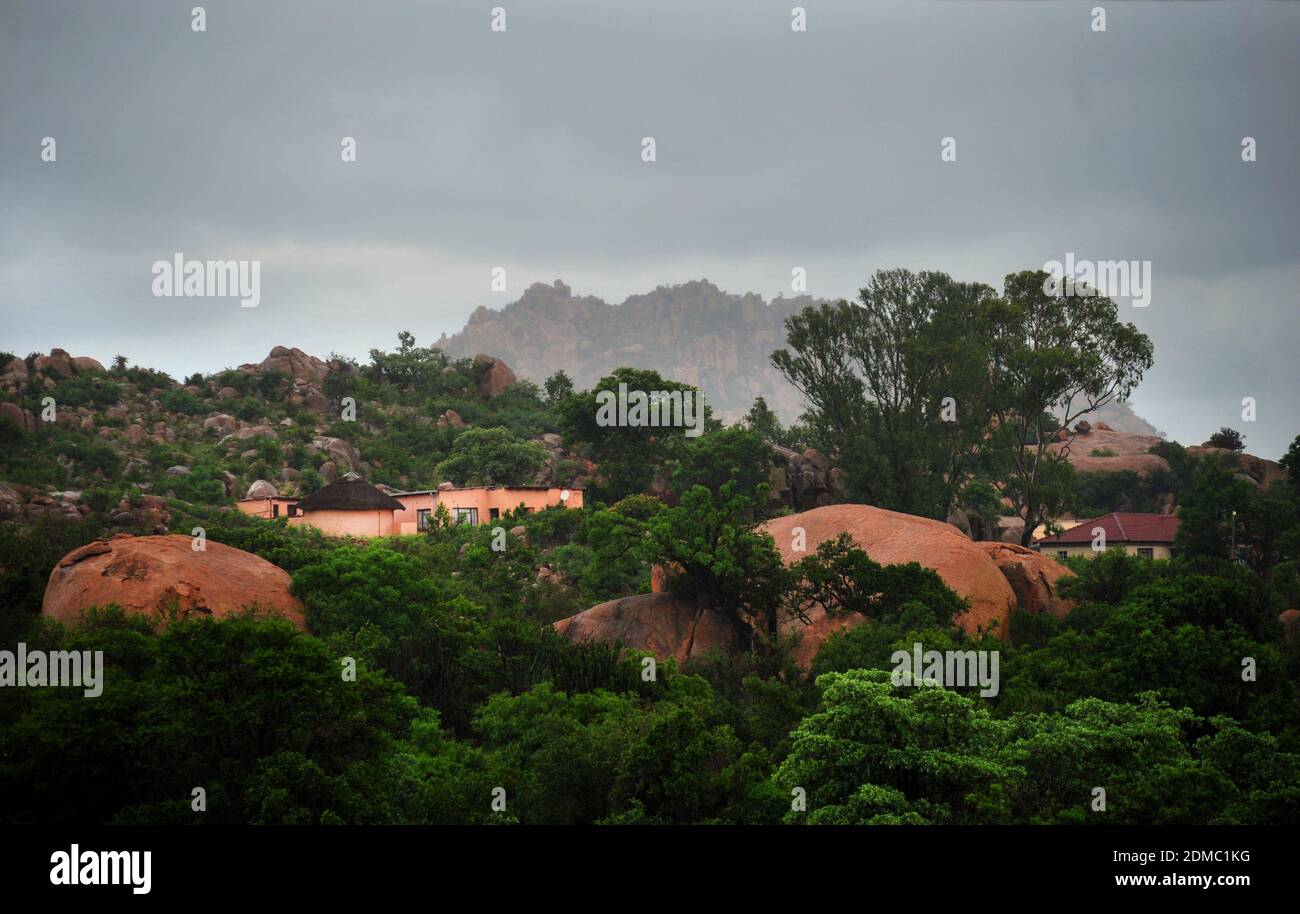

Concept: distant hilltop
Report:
left=435, top=278, right=1162, bottom=435
left=436, top=279, right=815, bottom=421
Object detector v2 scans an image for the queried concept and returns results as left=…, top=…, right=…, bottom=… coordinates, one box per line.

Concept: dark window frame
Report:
left=454, top=507, right=479, bottom=526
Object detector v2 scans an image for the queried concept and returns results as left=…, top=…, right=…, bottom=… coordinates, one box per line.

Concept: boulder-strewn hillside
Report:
left=0, top=343, right=593, bottom=533
left=0, top=343, right=855, bottom=533
left=1051, top=421, right=1285, bottom=491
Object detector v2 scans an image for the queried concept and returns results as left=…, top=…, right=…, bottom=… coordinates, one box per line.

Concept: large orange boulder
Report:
left=975, top=542, right=1076, bottom=619
left=762, top=505, right=1016, bottom=637
left=553, top=592, right=749, bottom=663
left=42, top=534, right=306, bottom=629
left=0, top=401, right=36, bottom=432
left=70, top=356, right=105, bottom=374
left=473, top=353, right=518, bottom=397
left=256, top=345, right=328, bottom=382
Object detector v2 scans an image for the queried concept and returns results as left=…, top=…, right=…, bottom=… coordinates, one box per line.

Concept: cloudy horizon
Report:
left=2, top=0, right=1297, bottom=456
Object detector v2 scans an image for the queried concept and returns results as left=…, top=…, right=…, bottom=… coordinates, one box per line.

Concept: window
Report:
left=416, top=508, right=431, bottom=531
left=1056, top=551, right=1068, bottom=561
left=287, top=504, right=298, bottom=517
left=489, top=508, right=500, bottom=520
left=272, top=503, right=280, bottom=518
left=1137, top=547, right=1154, bottom=559
left=455, top=507, right=479, bottom=526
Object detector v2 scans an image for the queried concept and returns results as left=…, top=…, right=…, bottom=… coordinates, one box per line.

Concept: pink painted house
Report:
left=236, top=475, right=581, bottom=537
left=390, top=484, right=583, bottom=534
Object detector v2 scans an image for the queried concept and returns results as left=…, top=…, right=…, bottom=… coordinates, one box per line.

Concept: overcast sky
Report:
left=1, top=0, right=1297, bottom=456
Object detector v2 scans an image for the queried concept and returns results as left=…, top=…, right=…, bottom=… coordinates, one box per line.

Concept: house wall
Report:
left=236, top=497, right=299, bottom=520
left=289, top=508, right=394, bottom=537
left=1045, top=543, right=1173, bottom=561
left=392, top=487, right=581, bottom=534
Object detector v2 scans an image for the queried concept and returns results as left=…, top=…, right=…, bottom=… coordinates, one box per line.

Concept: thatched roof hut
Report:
left=295, top=474, right=404, bottom=513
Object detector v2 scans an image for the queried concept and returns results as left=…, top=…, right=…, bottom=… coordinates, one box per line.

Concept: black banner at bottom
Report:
left=0, top=825, right=1284, bottom=899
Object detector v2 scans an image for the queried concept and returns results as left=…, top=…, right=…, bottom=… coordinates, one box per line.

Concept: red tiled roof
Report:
left=1036, top=512, right=1180, bottom=545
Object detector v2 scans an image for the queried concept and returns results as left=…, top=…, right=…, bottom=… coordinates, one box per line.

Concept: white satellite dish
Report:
left=560, top=489, right=571, bottom=502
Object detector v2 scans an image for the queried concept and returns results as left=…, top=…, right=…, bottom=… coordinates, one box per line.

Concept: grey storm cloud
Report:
left=1, top=0, right=1297, bottom=456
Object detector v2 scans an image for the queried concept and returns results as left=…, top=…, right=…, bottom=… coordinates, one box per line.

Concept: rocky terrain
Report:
left=556, top=503, right=1076, bottom=668
left=0, top=344, right=599, bottom=531
left=1051, top=420, right=1284, bottom=491
left=0, top=344, right=852, bottom=531
left=1049, top=422, right=1170, bottom=475
left=5, top=342, right=1285, bottom=661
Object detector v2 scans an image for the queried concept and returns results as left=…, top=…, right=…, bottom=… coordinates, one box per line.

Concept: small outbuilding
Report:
left=292, top=473, right=406, bottom=537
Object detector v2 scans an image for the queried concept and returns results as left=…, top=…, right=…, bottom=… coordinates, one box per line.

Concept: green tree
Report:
left=986, top=271, right=1154, bottom=545
left=1279, top=434, right=1300, bottom=477
left=0, top=613, right=418, bottom=825
left=167, top=463, right=228, bottom=504
left=645, top=483, right=791, bottom=639
left=471, top=683, right=641, bottom=825
left=790, top=532, right=967, bottom=630
left=1207, top=427, right=1246, bottom=451
left=1175, top=458, right=1256, bottom=560
left=1057, top=546, right=1156, bottom=605
left=365, top=332, right=466, bottom=395
left=743, top=396, right=786, bottom=445
left=999, top=694, right=1213, bottom=824
left=543, top=370, right=574, bottom=404
left=558, top=367, right=711, bottom=501
left=606, top=680, right=750, bottom=824
left=772, top=269, right=998, bottom=518
left=434, top=426, right=547, bottom=486
left=776, top=669, right=1014, bottom=824
left=670, top=426, right=771, bottom=499
left=291, top=543, right=512, bottom=731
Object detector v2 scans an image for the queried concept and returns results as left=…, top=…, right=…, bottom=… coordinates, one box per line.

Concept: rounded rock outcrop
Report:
left=761, top=504, right=1017, bottom=638
left=553, top=592, right=750, bottom=664
left=975, top=542, right=1076, bottom=619
left=42, top=534, right=306, bottom=629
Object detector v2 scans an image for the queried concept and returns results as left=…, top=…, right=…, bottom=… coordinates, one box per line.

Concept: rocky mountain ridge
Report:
left=437, top=279, right=818, bottom=422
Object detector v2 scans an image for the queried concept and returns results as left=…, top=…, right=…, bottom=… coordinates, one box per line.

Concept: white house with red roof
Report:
left=1035, top=512, right=1180, bottom=561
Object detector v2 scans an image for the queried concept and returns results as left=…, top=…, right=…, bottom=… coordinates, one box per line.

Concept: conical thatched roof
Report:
left=296, top=475, right=404, bottom=512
